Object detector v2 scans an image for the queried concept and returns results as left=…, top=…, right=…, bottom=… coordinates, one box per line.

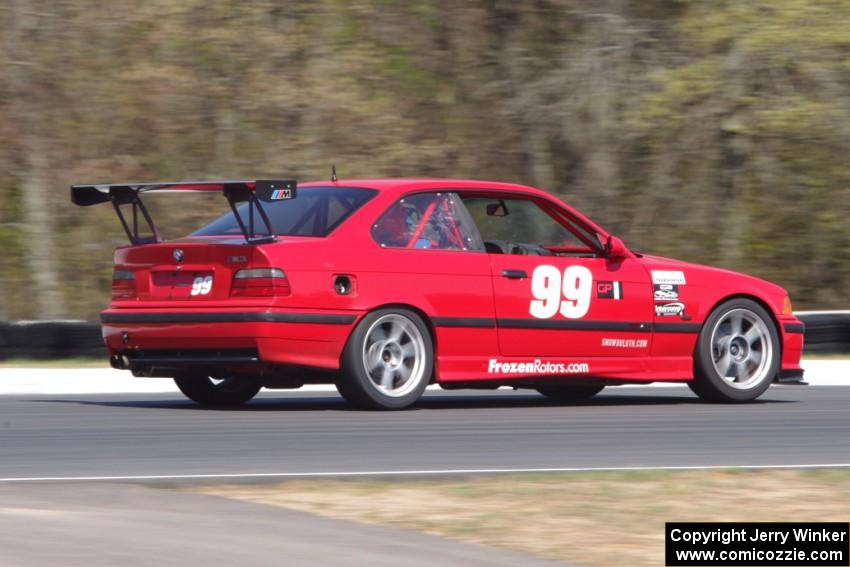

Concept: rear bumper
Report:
left=101, top=308, right=361, bottom=370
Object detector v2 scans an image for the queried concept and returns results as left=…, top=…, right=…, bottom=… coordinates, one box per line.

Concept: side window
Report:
left=461, top=196, right=600, bottom=255
left=371, top=192, right=485, bottom=251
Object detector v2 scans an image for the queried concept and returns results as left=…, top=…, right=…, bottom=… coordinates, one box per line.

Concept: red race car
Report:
left=72, top=178, right=805, bottom=409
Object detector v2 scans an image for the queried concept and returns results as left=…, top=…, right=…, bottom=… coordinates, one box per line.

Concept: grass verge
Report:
left=0, top=358, right=107, bottom=368
left=195, top=469, right=850, bottom=567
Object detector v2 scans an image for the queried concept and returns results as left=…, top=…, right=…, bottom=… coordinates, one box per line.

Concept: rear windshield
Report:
left=193, top=186, right=375, bottom=237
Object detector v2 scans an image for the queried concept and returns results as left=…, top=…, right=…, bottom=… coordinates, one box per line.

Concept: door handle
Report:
left=501, top=269, right=528, bottom=279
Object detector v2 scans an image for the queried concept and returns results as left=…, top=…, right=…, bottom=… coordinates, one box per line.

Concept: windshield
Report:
left=192, top=186, right=376, bottom=237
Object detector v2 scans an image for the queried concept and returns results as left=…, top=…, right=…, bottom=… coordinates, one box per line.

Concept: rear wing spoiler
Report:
left=71, top=179, right=296, bottom=245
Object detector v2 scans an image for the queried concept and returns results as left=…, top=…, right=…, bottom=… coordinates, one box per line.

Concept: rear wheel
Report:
left=337, top=309, right=433, bottom=410
left=690, top=298, right=780, bottom=403
left=174, top=373, right=261, bottom=407
left=536, top=383, right=605, bottom=402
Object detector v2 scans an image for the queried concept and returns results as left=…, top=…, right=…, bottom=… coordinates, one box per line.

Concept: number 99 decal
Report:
left=529, top=265, right=592, bottom=319
left=190, top=275, right=214, bottom=296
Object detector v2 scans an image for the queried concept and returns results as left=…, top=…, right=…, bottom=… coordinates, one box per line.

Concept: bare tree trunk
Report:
left=7, top=1, right=65, bottom=319
left=716, top=48, right=750, bottom=269
left=19, top=134, right=64, bottom=319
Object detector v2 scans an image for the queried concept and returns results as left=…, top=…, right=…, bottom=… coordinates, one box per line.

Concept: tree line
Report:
left=1, top=0, right=848, bottom=320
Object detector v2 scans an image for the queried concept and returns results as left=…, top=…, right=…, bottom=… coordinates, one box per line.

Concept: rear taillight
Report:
left=112, top=269, right=137, bottom=300
left=231, top=268, right=291, bottom=297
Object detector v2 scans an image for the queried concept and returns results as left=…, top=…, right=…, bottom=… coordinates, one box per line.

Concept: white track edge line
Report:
left=3, top=463, right=850, bottom=483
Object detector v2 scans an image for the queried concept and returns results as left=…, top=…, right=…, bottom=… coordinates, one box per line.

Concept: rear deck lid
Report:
left=115, top=240, right=265, bottom=302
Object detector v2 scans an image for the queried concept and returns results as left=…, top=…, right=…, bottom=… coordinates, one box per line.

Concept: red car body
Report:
left=74, top=178, right=804, bottom=406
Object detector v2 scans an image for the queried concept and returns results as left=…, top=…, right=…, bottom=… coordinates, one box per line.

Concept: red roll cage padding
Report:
left=441, top=198, right=466, bottom=249
left=404, top=196, right=465, bottom=249
left=406, top=200, right=438, bottom=248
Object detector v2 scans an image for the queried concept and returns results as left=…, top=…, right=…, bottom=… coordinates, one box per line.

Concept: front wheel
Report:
left=174, top=373, right=261, bottom=407
left=690, top=298, right=780, bottom=403
left=337, top=309, right=434, bottom=410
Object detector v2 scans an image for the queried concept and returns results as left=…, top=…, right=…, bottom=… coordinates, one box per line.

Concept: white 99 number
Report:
left=190, top=275, right=213, bottom=296
left=529, top=265, right=592, bottom=319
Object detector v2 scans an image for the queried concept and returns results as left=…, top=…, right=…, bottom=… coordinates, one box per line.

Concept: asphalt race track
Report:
left=1, top=385, right=848, bottom=480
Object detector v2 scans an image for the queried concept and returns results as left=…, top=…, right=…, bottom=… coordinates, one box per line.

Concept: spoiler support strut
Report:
left=111, top=188, right=160, bottom=245
left=223, top=186, right=276, bottom=245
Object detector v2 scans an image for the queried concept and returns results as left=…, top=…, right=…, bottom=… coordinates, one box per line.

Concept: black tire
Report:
left=337, top=308, right=434, bottom=410
left=536, top=383, right=605, bottom=402
left=690, top=298, right=780, bottom=403
left=174, top=373, right=261, bottom=407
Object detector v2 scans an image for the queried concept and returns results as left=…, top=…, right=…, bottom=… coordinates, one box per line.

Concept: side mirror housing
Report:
left=605, top=236, right=629, bottom=259
left=485, top=200, right=509, bottom=217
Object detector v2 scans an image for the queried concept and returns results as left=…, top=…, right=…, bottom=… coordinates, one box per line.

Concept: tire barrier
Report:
left=0, top=321, right=105, bottom=360
left=795, top=312, right=850, bottom=354
left=0, top=313, right=847, bottom=360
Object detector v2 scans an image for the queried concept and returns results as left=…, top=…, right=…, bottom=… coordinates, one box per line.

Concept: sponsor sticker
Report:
left=651, top=270, right=686, bottom=285
left=653, top=283, right=679, bottom=301
left=655, top=302, right=685, bottom=317
left=271, top=188, right=293, bottom=200
left=601, top=338, right=648, bottom=348
left=596, top=281, right=622, bottom=300
left=487, top=359, right=590, bottom=375
left=190, top=275, right=213, bottom=296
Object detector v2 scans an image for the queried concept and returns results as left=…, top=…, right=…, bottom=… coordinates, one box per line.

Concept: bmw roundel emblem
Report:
left=173, top=248, right=184, bottom=263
